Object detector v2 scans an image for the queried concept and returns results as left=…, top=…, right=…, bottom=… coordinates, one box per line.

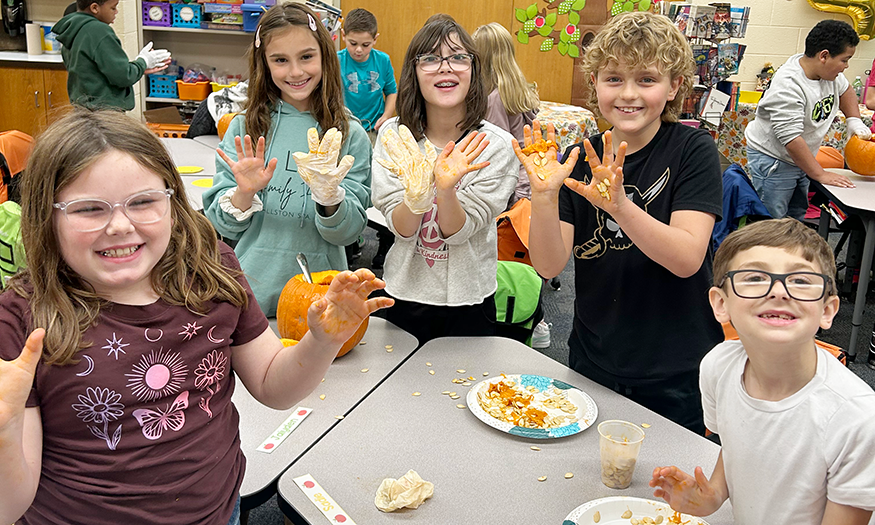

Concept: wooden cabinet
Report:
left=0, top=63, right=69, bottom=136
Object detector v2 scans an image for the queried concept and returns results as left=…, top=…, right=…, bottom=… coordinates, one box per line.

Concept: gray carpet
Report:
left=244, top=225, right=875, bottom=525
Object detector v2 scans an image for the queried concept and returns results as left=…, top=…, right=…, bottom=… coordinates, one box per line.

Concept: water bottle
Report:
left=853, top=76, right=863, bottom=103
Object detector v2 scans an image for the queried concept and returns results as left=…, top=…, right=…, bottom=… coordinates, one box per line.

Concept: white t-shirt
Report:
left=702, top=340, right=875, bottom=524
left=745, top=53, right=849, bottom=164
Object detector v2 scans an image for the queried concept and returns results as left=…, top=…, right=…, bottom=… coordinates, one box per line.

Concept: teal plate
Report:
left=466, top=374, right=597, bottom=439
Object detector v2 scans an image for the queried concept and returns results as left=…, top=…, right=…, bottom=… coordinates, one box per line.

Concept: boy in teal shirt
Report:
left=53, top=0, right=171, bottom=111
left=337, top=8, right=397, bottom=139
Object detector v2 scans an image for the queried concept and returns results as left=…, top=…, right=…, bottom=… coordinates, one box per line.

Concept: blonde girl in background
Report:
left=473, top=22, right=539, bottom=204
left=203, top=2, right=372, bottom=316
left=0, top=109, right=391, bottom=525
left=371, top=15, right=518, bottom=344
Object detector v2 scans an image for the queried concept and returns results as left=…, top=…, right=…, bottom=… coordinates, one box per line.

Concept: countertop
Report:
left=0, top=50, right=63, bottom=64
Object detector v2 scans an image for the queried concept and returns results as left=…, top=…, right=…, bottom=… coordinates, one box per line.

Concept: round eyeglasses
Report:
left=53, top=189, right=174, bottom=233
left=415, top=53, right=474, bottom=72
left=720, top=270, right=832, bottom=302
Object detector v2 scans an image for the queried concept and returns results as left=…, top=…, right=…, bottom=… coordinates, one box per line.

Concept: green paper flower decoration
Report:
left=610, top=0, right=653, bottom=16
left=515, top=0, right=587, bottom=58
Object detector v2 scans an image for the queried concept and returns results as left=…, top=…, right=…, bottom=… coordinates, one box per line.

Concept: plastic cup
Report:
left=598, top=420, right=646, bottom=489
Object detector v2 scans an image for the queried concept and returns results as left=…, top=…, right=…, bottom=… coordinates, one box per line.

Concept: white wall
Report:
left=708, top=0, right=875, bottom=90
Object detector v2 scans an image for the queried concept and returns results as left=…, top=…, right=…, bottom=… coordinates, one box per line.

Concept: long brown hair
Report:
left=12, top=108, right=248, bottom=366
left=245, top=3, right=348, bottom=144
left=396, top=15, right=487, bottom=141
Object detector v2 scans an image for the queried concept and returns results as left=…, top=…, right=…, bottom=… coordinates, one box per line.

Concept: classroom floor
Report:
left=243, top=225, right=875, bottom=525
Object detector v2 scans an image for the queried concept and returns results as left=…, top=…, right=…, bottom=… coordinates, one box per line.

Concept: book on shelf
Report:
left=730, top=6, right=750, bottom=38
left=711, top=3, right=732, bottom=40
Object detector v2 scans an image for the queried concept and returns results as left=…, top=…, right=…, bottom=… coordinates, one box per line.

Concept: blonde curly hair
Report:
left=580, top=12, right=694, bottom=123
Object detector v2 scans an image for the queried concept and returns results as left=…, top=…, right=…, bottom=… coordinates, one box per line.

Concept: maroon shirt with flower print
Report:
left=0, top=243, right=269, bottom=525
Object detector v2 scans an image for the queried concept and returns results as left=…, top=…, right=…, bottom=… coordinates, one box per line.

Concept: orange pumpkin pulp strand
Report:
left=276, top=270, right=369, bottom=358
left=844, top=135, right=875, bottom=176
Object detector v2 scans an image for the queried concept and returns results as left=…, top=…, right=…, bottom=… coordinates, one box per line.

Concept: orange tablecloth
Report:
left=716, top=102, right=874, bottom=166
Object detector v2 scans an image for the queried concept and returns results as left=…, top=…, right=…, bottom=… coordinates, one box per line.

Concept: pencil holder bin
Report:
left=142, top=2, right=171, bottom=26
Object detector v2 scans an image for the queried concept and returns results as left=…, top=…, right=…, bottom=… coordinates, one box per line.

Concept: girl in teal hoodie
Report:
left=203, top=3, right=372, bottom=316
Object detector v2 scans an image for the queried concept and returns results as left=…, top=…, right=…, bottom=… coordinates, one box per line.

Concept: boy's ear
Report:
left=708, top=286, right=731, bottom=324
left=88, top=2, right=100, bottom=15
left=817, top=49, right=830, bottom=63
left=819, top=294, right=840, bottom=330
left=373, top=32, right=379, bottom=43
left=667, top=75, right=683, bottom=102
left=341, top=29, right=346, bottom=39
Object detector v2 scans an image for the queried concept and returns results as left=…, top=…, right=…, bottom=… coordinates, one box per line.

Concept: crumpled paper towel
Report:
left=374, top=469, right=434, bottom=512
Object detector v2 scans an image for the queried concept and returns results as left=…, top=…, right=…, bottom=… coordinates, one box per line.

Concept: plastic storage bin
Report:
left=148, top=74, right=179, bottom=98
left=210, top=81, right=239, bottom=92
left=142, top=2, right=171, bottom=27
left=242, top=3, right=267, bottom=32
left=175, top=80, right=211, bottom=101
left=172, top=3, right=202, bottom=28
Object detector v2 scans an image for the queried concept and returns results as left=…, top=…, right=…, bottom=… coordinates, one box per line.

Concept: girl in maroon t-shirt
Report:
left=0, top=108, right=392, bottom=525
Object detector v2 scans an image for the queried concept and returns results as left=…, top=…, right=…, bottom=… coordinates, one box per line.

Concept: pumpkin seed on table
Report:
left=429, top=370, right=435, bottom=375
left=426, top=362, right=431, bottom=366
left=441, top=391, right=451, bottom=395
left=412, top=392, right=421, bottom=396
left=641, top=423, right=651, bottom=428
left=537, top=476, right=547, bottom=482
left=319, top=394, right=325, bottom=400
left=456, top=369, right=465, bottom=373
left=358, top=341, right=366, bottom=345
left=456, top=404, right=466, bottom=409
left=360, top=368, right=369, bottom=373
left=530, top=446, right=540, bottom=451
left=335, top=415, right=344, bottom=420
left=564, top=472, right=573, bottom=479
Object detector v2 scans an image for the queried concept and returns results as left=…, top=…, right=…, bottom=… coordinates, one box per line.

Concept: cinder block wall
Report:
left=707, top=0, right=875, bottom=90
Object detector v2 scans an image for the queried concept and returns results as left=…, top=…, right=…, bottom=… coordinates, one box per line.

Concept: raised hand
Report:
left=306, top=269, right=394, bottom=347
left=563, top=130, right=628, bottom=214
left=512, top=120, right=580, bottom=196
left=377, top=125, right=437, bottom=214
left=293, top=128, right=355, bottom=206
left=217, top=135, right=278, bottom=195
left=433, top=131, right=491, bottom=192
left=649, top=465, right=724, bottom=516
left=0, top=329, right=45, bottom=433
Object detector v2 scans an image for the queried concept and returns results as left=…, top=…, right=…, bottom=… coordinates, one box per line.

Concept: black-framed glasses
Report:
left=415, top=53, right=474, bottom=72
left=720, top=270, right=832, bottom=301
left=54, top=189, right=174, bottom=233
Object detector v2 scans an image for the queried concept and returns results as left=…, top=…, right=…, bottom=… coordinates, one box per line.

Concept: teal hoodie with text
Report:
left=53, top=12, right=146, bottom=111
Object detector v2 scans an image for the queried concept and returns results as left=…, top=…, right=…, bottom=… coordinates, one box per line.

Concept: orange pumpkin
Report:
left=276, top=270, right=368, bottom=358
left=217, top=112, right=239, bottom=140
left=844, top=135, right=875, bottom=176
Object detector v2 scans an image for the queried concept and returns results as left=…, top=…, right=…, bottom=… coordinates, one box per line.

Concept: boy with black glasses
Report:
left=650, top=218, right=875, bottom=525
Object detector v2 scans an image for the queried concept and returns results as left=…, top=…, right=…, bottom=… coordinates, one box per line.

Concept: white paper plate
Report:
left=563, top=496, right=710, bottom=525
left=466, top=374, right=597, bottom=439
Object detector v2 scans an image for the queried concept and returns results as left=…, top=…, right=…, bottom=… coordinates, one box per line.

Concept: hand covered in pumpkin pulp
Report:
left=293, top=127, right=354, bottom=206
left=306, top=269, right=394, bottom=346
left=432, top=130, right=491, bottom=192
left=649, top=465, right=725, bottom=517
left=512, top=120, right=579, bottom=195
left=377, top=125, right=437, bottom=214
left=564, top=131, right=628, bottom=214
